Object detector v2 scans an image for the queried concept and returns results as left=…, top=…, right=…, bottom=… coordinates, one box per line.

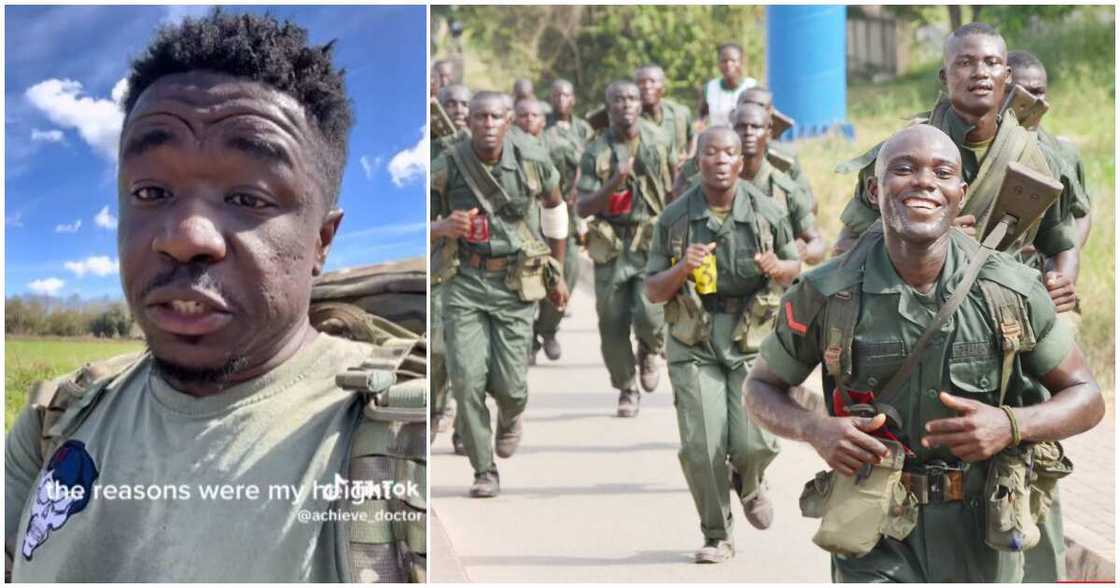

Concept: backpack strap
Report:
left=823, top=288, right=862, bottom=413
left=977, top=280, right=1038, bottom=405
left=339, top=340, right=427, bottom=583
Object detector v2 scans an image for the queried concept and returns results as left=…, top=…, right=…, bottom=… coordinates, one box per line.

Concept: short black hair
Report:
left=718, top=42, right=743, bottom=56
left=469, top=90, right=508, bottom=114
left=1008, top=49, right=1045, bottom=72
left=605, top=80, right=638, bottom=100
left=122, top=8, right=353, bottom=209
left=944, top=22, right=1005, bottom=62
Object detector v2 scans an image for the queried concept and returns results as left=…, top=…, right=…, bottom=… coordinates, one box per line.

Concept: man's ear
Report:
left=866, top=175, right=881, bottom=211
left=314, top=208, right=344, bottom=276
left=938, top=67, right=947, bottom=88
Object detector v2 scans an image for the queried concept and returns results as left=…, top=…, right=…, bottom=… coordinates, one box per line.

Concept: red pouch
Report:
left=607, top=189, right=633, bottom=215
left=465, top=213, right=490, bottom=243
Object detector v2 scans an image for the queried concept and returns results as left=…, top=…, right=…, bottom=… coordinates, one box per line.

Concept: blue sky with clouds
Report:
left=5, top=5, right=427, bottom=299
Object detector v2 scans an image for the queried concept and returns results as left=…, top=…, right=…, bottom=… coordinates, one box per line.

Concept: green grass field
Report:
left=5, top=337, right=145, bottom=431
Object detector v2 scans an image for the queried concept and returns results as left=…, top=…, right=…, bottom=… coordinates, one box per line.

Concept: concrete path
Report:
left=429, top=257, right=1115, bottom=582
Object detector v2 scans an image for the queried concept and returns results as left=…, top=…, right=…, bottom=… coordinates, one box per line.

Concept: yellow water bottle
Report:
left=692, top=253, right=718, bottom=295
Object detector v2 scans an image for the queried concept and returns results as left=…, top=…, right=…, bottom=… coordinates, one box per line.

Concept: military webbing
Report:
left=610, top=138, right=664, bottom=217
left=430, top=99, right=456, bottom=141
left=958, top=110, right=1034, bottom=238
left=869, top=218, right=1011, bottom=426
left=743, top=182, right=774, bottom=254
left=977, top=280, right=1037, bottom=406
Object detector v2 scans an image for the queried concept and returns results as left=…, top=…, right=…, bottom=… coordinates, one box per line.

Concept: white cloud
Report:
left=94, top=205, right=117, bottom=230
left=25, top=77, right=126, bottom=162
left=64, top=255, right=118, bottom=277
left=359, top=155, right=383, bottom=181
left=28, top=278, right=65, bottom=296
left=31, top=128, right=64, bottom=143
left=55, top=219, right=81, bottom=233
left=387, top=127, right=428, bottom=187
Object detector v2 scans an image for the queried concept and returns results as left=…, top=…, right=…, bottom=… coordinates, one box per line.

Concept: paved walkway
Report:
left=430, top=256, right=1115, bottom=581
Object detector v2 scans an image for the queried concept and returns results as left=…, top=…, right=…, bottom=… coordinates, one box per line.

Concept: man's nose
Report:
left=153, top=201, right=227, bottom=265
left=912, top=167, right=937, bottom=190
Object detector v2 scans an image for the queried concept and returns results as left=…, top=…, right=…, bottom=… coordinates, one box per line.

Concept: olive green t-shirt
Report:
left=6, top=333, right=372, bottom=581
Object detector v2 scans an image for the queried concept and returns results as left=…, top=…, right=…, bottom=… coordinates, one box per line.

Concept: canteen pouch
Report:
left=812, top=439, right=909, bottom=558
left=631, top=218, right=656, bottom=253
left=1028, top=441, right=1073, bottom=522
left=734, top=288, right=782, bottom=354
left=431, top=238, right=459, bottom=286
left=505, top=239, right=551, bottom=302
left=984, top=446, right=1041, bottom=552
left=799, top=470, right=834, bottom=519
left=586, top=218, right=623, bottom=264
left=664, top=281, right=711, bottom=346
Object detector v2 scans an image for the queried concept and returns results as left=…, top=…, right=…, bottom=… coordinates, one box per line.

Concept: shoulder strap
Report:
left=873, top=221, right=1012, bottom=424
left=977, top=280, right=1037, bottom=405
left=961, top=111, right=1034, bottom=233
left=342, top=339, right=428, bottom=582
left=823, top=288, right=861, bottom=412
left=449, top=139, right=506, bottom=216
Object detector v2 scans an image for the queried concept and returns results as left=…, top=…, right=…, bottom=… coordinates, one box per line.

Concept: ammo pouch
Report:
left=806, top=440, right=915, bottom=558
left=984, top=446, right=1041, bottom=552
left=505, top=238, right=552, bottom=302
left=630, top=218, right=656, bottom=253
left=664, top=281, right=711, bottom=346
left=1028, top=441, right=1073, bottom=522
left=733, top=288, right=782, bottom=354
left=586, top=217, right=623, bottom=264
left=431, top=237, right=459, bottom=286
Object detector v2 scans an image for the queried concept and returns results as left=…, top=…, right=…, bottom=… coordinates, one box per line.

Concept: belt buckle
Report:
left=925, top=460, right=951, bottom=503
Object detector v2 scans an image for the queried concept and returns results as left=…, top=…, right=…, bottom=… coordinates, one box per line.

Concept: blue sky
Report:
left=5, top=5, right=427, bottom=299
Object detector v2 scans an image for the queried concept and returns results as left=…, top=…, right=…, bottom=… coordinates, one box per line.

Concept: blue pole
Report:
left=765, top=5, right=853, bottom=140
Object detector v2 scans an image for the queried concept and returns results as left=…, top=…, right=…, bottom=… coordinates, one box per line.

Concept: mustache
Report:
left=139, top=263, right=234, bottom=308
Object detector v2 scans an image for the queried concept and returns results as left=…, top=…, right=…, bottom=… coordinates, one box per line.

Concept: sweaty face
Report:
left=732, top=106, right=769, bottom=159
left=118, top=72, right=332, bottom=377
left=515, top=103, right=545, bottom=136
left=607, top=84, right=641, bottom=131
left=1012, top=65, right=1048, bottom=103
left=943, top=34, right=1009, bottom=119
left=469, top=98, right=509, bottom=153
left=698, top=130, right=743, bottom=193
left=874, top=130, right=966, bottom=245
left=718, top=47, right=743, bottom=81
left=441, top=88, right=471, bottom=130
left=635, top=69, right=664, bottom=107
left=551, top=85, right=574, bottom=117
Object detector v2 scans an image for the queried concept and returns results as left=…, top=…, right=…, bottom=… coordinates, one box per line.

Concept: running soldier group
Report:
left=430, top=22, right=1103, bottom=582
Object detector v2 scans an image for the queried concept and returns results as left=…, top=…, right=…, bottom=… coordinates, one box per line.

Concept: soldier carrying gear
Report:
left=636, top=64, right=697, bottom=164
left=745, top=124, right=1103, bottom=582
left=431, top=91, right=570, bottom=498
left=577, top=80, right=678, bottom=417
left=646, top=127, right=802, bottom=564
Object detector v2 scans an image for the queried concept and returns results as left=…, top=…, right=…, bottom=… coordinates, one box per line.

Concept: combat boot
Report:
left=694, top=538, right=734, bottom=563
left=469, top=470, right=500, bottom=498
left=742, top=482, right=774, bottom=530
left=616, top=388, right=640, bottom=417
left=495, top=414, right=523, bottom=458
left=451, top=432, right=467, bottom=456
left=542, top=335, right=562, bottom=361
left=638, top=349, right=660, bottom=392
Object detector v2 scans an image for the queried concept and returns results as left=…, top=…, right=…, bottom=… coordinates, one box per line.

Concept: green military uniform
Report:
left=647, top=180, right=798, bottom=542
left=641, top=99, right=694, bottom=158
left=578, top=120, right=676, bottom=393
left=761, top=226, right=1074, bottom=582
left=545, top=112, right=595, bottom=147
left=836, top=101, right=1079, bottom=263
left=431, top=134, right=560, bottom=477
left=533, top=122, right=585, bottom=350
left=1038, top=128, right=1091, bottom=220
left=766, top=142, right=816, bottom=213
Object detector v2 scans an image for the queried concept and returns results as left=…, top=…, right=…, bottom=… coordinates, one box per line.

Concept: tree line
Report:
left=6, top=296, right=135, bottom=338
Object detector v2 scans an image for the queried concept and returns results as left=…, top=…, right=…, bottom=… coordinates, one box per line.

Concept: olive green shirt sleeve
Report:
left=1019, top=279, right=1075, bottom=377
left=646, top=217, right=674, bottom=277
left=576, top=148, right=602, bottom=194
left=1031, top=150, right=1079, bottom=256
left=787, top=186, right=816, bottom=238
left=430, top=155, right=449, bottom=220
left=540, top=158, right=561, bottom=194
left=759, top=278, right=826, bottom=386
left=6, top=405, right=44, bottom=556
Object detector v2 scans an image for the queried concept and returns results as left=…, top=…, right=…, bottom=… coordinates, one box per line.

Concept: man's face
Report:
left=441, top=87, right=471, bottom=130
left=718, top=47, right=742, bottom=81
left=512, top=80, right=533, bottom=100
left=515, top=102, right=545, bottom=137
left=732, top=106, right=769, bottom=159
left=1012, top=64, right=1048, bottom=103
left=942, top=34, right=1009, bottom=119
left=469, top=97, right=509, bottom=153
left=698, top=130, right=743, bottom=193
left=431, top=62, right=454, bottom=94
left=635, top=68, right=664, bottom=107
left=607, top=84, right=641, bottom=132
left=873, top=128, right=966, bottom=246
left=551, top=84, right=574, bottom=117
left=118, top=71, right=337, bottom=376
